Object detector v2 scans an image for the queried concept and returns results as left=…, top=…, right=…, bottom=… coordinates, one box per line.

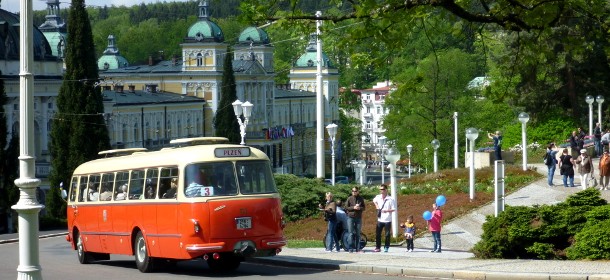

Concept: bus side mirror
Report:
left=61, top=189, right=68, bottom=201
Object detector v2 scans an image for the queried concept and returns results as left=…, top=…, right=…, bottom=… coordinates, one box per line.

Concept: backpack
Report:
left=544, top=151, right=553, bottom=166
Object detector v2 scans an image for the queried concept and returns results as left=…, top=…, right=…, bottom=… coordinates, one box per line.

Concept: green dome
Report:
left=238, top=27, right=269, bottom=45
left=98, top=55, right=129, bottom=70
left=293, top=34, right=334, bottom=68
left=185, top=1, right=224, bottom=42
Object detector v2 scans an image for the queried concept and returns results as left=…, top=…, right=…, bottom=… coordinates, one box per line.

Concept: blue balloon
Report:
left=423, top=211, right=432, bottom=221
left=436, top=195, right=446, bottom=207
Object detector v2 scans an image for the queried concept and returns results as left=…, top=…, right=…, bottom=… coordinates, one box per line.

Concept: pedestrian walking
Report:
left=594, top=123, right=603, bottom=157
left=373, top=184, right=396, bottom=253
left=599, top=148, right=610, bottom=191
left=575, top=149, right=594, bottom=189
left=570, top=131, right=580, bottom=157
left=427, top=203, right=443, bottom=253
left=545, top=143, right=559, bottom=186
left=559, top=148, right=576, bottom=187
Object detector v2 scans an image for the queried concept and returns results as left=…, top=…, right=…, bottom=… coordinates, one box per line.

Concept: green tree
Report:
left=48, top=0, right=111, bottom=218
left=213, top=47, right=240, bottom=143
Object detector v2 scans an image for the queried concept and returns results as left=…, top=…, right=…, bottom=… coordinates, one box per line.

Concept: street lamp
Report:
left=431, top=139, right=440, bottom=173
left=586, top=95, right=595, bottom=136
left=232, top=100, right=253, bottom=145
left=466, top=128, right=479, bottom=200
left=379, top=136, right=387, bottom=184
left=385, top=146, right=401, bottom=238
left=406, top=144, right=413, bottom=178
left=326, top=123, right=338, bottom=186
left=597, top=95, right=605, bottom=131
left=358, top=160, right=366, bottom=185
left=518, top=112, right=530, bottom=171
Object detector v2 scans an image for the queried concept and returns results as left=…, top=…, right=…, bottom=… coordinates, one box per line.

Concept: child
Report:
left=400, top=215, right=416, bottom=252
left=427, top=203, right=443, bottom=253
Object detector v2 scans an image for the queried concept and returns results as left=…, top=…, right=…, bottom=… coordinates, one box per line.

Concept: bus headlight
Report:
left=191, top=219, right=201, bottom=233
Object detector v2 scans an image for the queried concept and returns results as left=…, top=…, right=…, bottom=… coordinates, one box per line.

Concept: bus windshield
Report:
left=184, top=160, right=277, bottom=197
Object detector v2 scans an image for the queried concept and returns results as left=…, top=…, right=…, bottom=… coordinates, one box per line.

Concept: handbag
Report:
left=377, top=199, right=387, bottom=218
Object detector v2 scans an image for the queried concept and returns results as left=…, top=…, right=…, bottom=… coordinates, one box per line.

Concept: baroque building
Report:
left=0, top=0, right=340, bottom=186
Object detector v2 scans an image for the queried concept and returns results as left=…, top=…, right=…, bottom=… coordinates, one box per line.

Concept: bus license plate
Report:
left=236, top=217, right=251, bottom=229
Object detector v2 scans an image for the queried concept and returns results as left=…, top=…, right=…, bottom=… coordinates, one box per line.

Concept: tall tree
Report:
left=48, top=0, right=111, bottom=218
left=214, top=47, right=240, bottom=143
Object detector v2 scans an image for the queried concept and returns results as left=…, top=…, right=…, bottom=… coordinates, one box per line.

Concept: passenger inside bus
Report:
left=88, top=183, right=99, bottom=201
left=145, top=179, right=156, bottom=199
left=100, top=184, right=112, bottom=201
left=185, top=165, right=208, bottom=197
left=115, top=184, right=127, bottom=200
left=162, top=178, right=178, bottom=199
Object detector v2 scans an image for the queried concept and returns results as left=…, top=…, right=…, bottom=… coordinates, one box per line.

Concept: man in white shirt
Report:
left=373, top=184, right=396, bottom=252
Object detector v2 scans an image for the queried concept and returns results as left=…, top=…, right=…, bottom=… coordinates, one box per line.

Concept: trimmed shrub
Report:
left=566, top=220, right=610, bottom=260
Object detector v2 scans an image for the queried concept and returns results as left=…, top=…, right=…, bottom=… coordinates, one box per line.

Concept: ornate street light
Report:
left=326, top=123, right=338, bottom=186
left=406, top=144, right=413, bottom=178
left=466, top=128, right=479, bottom=200
left=379, top=136, right=387, bottom=184
left=518, top=112, right=530, bottom=171
left=232, top=100, right=253, bottom=145
left=431, top=139, right=440, bottom=173
left=597, top=95, right=605, bottom=131
left=586, top=95, right=595, bottom=136
left=385, top=146, right=401, bottom=238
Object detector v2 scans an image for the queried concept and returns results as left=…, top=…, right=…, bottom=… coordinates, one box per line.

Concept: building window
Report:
left=196, top=53, right=203, bottom=66
left=377, top=107, right=381, bottom=114
left=48, top=102, right=53, bottom=109
left=366, top=121, right=371, bottom=129
left=366, top=107, right=370, bottom=113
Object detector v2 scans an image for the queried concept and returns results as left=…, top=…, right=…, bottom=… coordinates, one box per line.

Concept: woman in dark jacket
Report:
left=559, top=148, right=575, bottom=187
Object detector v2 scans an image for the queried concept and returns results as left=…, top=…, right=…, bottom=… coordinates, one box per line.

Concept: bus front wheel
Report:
left=134, top=232, right=155, bottom=273
left=76, top=232, right=94, bottom=264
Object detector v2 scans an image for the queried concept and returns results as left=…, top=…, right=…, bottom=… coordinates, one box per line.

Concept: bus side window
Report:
left=145, top=168, right=159, bottom=199
left=129, top=170, right=145, bottom=199
left=159, top=167, right=179, bottom=199
left=79, top=177, right=89, bottom=202
left=115, top=171, right=129, bottom=200
left=69, top=177, right=78, bottom=202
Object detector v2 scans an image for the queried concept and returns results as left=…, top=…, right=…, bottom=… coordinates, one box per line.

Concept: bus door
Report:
left=98, top=173, right=115, bottom=252
left=111, top=171, right=131, bottom=255
left=155, top=168, right=180, bottom=258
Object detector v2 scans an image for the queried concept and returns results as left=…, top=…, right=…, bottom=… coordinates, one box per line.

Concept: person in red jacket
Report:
left=427, top=203, right=443, bottom=253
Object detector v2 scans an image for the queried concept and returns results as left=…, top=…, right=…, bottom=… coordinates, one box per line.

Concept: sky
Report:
left=2, top=0, right=190, bottom=14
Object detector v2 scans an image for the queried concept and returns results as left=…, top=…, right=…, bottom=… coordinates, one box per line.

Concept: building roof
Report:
left=293, top=33, right=334, bottom=68
left=0, top=8, right=55, bottom=61
left=237, top=26, right=270, bottom=45
left=102, top=88, right=205, bottom=106
left=185, top=0, right=224, bottom=43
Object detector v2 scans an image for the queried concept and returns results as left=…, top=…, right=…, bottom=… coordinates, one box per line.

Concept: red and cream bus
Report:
left=64, top=137, right=286, bottom=272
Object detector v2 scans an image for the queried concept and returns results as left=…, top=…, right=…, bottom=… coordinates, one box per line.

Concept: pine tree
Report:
left=213, top=46, right=240, bottom=143
left=48, top=0, right=111, bottom=218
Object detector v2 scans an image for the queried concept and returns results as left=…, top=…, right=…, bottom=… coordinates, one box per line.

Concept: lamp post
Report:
left=232, top=100, right=253, bottom=145
left=597, top=95, right=605, bottom=131
left=379, top=136, right=387, bottom=184
left=518, top=112, right=530, bottom=171
left=326, top=123, right=338, bottom=186
left=358, top=160, right=366, bottom=185
left=466, top=128, right=479, bottom=200
left=586, top=95, right=595, bottom=136
left=406, top=144, right=413, bottom=178
left=431, top=139, right=440, bottom=173
left=385, top=146, right=401, bottom=238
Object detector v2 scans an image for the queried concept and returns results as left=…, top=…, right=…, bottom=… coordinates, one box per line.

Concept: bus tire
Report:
left=206, top=254, right=241, bottom=272
left=76, top=232, right=94, bottom=264
left=134, top=232, right=155, bottom=273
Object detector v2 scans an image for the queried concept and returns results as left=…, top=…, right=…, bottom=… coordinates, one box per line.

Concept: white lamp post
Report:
left=518, top=112, right=530, bottom=171
left=431, top=139, right=440, bottom=173
left=466, top=128, right=479, bottom=200
left=232, top=100, right=253, bottom=145
left=406, top=144, right=413, bottom=178
left=379, top=136, right=387, bottom=184
left=385, top=146, right=401, bottom=238
left=326, top=123, right=338, bottom=186
left=597, top=95, right=605, bottom=130
left=358, top=160, right=366, bottom=185
left=586, top=95, right=595, bottom=136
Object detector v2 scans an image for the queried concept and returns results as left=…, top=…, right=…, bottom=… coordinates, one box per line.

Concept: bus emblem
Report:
left=214, top=205, right=226, bottom=211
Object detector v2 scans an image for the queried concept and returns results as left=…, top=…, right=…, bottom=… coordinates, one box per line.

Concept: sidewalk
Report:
left=254, top=162, right=610, bottom=279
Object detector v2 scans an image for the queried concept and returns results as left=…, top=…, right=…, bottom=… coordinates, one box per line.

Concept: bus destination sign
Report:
left=215, top=147, right=251, bottom=158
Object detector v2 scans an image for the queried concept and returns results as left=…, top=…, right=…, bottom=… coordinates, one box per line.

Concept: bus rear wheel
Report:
left=134, top=232, right=155, bottom=273
left=76, top=232, right=94, bottom=264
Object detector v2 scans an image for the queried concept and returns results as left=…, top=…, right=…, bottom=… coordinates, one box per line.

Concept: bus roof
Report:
left=169, top=137, right=229, bottom=147
left=98, top=148, right=148, bottom=157
left=73, top=142, right=269, bottom=175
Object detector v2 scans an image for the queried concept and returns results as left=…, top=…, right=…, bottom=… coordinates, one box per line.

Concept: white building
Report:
left=358, top=81, right=394, bottom=162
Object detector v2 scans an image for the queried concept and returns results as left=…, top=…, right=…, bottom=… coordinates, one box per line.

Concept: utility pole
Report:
left=316, top=10, right=325, bottom=179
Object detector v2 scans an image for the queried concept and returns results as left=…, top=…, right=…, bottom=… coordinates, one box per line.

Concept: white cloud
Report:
left=2, top=0, right=190, bottom=14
